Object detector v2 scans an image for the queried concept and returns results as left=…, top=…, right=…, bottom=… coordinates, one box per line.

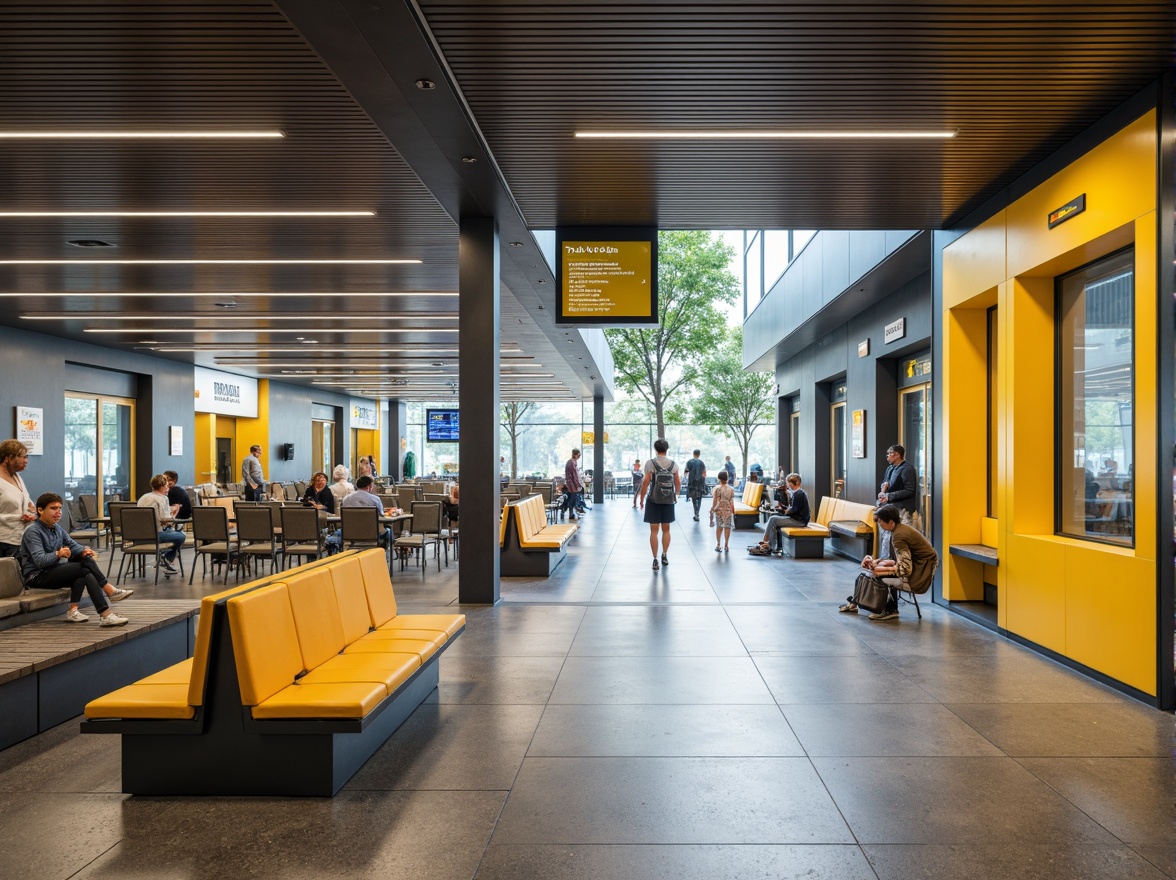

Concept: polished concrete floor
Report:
left=2, top=497, right=1173, bottom=880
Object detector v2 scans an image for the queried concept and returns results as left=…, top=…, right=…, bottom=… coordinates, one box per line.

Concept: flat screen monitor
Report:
left=426, top=408, right=460, bottom=442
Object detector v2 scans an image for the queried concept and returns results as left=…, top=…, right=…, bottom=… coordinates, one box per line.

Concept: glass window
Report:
left=831, top=402, right=847, bottom=497
left=745, top=231, right=763, bottom=303
left=1057, top=249, right=1134, bottom=545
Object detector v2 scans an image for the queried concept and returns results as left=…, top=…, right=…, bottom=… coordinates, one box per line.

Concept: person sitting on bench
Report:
left=749, top=473, right=810, bottom=556
left=20, top=492, right=132, bottom=626
left=839, top=504, right=938, bottom=621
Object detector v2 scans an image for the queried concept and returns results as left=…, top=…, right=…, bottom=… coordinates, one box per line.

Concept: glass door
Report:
left=899, top=384, right=932, bottom=533
left=789, top=410, right=800, bottom=475
left=312, top=420, right=334, bottom=476
left=831, top=402, right=847, bottom=497
left=64, top=394, right=134, bottom=514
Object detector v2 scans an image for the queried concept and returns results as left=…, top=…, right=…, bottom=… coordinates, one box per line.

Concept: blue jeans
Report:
left=158, top=529, right=185, bottom=563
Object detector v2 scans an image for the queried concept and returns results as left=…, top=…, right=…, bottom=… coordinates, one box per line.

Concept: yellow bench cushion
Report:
left=252, top=681, right=387, bottom=719
left=358, top=547, right=399, bottom=626
left=781, top=525, right=830, bottom=537
left=360, top=628, right=447, bottom=649
left=139, top=658, right=194, bottom=686
left=741, top=482, right=763, bottom=507
left=297, top=651, right=421, bottom=691
left=285, top=567, right=347, bottom=671
left=380, top=613, right=465, bottom=638
left=328, top=555, right=373, bottom=644
left=227, top=584, right=304, bottom=706
left=85, top=683, right=195, bottom=720
left=344, top=636, right=440, bottom=663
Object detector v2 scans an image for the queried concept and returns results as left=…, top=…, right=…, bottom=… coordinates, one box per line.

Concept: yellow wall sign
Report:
left=556, top=227, right=658, bottom=325
left=581, top=431, right=609, bottom=444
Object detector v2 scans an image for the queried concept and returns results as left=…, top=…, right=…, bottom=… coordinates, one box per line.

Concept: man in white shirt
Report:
left=241, top=445, right=265, bottom=501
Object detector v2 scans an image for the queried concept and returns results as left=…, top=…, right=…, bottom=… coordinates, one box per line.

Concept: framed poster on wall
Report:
left=852, top=409, right=866, bottom=458
left=16, top=406, right=43, bottom=455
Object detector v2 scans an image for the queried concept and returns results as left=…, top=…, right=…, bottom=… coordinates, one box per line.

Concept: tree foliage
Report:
left=500, top=401, right=536, bottom=479
left=605, top=231, right=739, bottom=439
left=693, top=327, right=775, bottom=477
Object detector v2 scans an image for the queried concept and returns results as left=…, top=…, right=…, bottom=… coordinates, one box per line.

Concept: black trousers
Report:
left=244, top=485, right=260, bottom=501
left=31, top=557, right=110, bottom=613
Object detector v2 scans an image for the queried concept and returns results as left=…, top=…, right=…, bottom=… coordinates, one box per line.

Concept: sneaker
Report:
left=652, top=558, right=660, bottom=571
left=65, top=608, right=89, bottom=623
left=693, top=515, right=699, bottom=521
left=99, top=612, right=129, bottom=627
left=161, top=561, right=179, bottom=575
left=661, top=554, right=669, bottom=565
left=838, top=602, right=859, bottom=613
left=868, top=610, right=900, bottom=621
left=107, top=588, right=134, bottom=602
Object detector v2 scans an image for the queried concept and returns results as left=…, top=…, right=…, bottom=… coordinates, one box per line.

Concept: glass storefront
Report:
left=63, top=394, right=134, bottom=513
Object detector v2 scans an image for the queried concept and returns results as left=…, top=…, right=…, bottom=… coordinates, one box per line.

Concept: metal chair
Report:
left=235, top=505, right=283, bottom=577
left=294, top=481, right=307, bottom=498
left=395, top=486, right=420, bottom=510
left=116, top=506, right=177, bottom=585
left=190, top=505, right=238, bottom=584
left=393, top=500, right=445, bottom=572
left=78, top=493, right=101, bottom=522
left=280, top=505, right=324, bottom=568
left=105, top=500, right=137, bottom=567
left=66, top=498, right=108, bottom=549
left=341, top=506, right=389, bottom=567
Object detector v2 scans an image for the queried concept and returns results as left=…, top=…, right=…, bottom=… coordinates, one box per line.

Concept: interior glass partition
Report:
left=64, top=393, right=134, bottom=513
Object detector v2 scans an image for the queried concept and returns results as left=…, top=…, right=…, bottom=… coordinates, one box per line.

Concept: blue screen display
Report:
left=426, top=409, right=460, bottom=442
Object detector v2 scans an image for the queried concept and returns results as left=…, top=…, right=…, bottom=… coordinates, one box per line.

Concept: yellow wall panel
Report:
left=943, top=111, right=1160, bottom=694
left=1005, top=277, right=1055, bottom=534
left=943, top=211, right=1007, bottom=306
left=194, top=412, right=216, bottom=485
left=1007, top=111, right=1156, bottom=278
left=1005, top=535, right=1067, bottom=653
left=233, top=379, right=271, bottom=484
left=1064, top=542, right=1156, bottom=694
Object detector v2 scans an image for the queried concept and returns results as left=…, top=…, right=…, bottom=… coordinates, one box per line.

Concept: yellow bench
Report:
left=776, top=496, right=835, bottom=558
left=732, top=481, right=764, bottom=528
left=826, top=499, right=877, bottom=560
left=81, top=549, right=463, bottom=796
left=500, top=494, right=578, bottom=576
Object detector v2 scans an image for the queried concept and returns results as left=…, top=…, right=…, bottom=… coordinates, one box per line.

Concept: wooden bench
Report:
left=826, top=499, right=877, bottom=561
left=500, top=494, right=579, bottom=576
left=81, top=549, right=464, bottom=796
left=732, top=482, right=764, bottom=529
left=948, top=544, right=999, bottom=565
left=0, top=598, right=198, bottom=749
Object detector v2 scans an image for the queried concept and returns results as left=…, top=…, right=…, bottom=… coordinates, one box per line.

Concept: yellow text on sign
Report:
left=562, top=241, right=653, bottom=318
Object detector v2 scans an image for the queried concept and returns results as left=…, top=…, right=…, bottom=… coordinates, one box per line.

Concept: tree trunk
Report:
left=510, top=432, right=518, bottom=479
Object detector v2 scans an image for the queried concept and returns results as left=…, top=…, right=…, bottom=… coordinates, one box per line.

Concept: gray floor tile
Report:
left=1017, top=757, right=1176, bottom=844
left=476, top=844, right=877, bottom=880
left=345, top=703, right=543, bottom=790
left=887, top=649, right=1125, bottom=703
left=754, top=653, right=937, bottom=703
left=1132, top=845, right=1176, bottom=878
left=443, top=628, right=578, bottom=657
left=0, top=717, right=121, bottom=794
left=528, top=704, right=804, bottom=757
left=0, top=791, right=163, bottom=880
left=946, top=702, right=1176, bottom=756
left=426, top=654, right=566, bottom=704
left=72, top=790, right=505, bottom=880
left=548, top=656, right=775, bottom=704
left=569, top=605, right=747, bottom=656
left=493, top=757, right=854, bottom=844
left=864, top=844, right=1171, bottom=879
left=724, top=606, right=876, bottom=655
left=784, top=703, right=1005, bottom=756
left=814, top=756, right=1120, bottom=844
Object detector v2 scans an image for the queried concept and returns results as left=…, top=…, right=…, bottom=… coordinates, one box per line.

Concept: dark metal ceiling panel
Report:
left=415, top=0, right=1175, bottom=229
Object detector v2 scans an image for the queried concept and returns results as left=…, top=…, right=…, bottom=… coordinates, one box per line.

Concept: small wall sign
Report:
left=883, top=318, right=905, bottom=345
left=169, top=425, right=183, bottom=456
left=1048, top=194, right=1086, bottom=229
left=852, top=409, right=866, bottom=458
left=857, top=339, right=870, bottom=358
left=16, top=406, right=43, bottom=455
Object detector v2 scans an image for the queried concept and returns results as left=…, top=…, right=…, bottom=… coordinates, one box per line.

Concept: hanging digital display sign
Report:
left=556, top=227, right=658, bottom=325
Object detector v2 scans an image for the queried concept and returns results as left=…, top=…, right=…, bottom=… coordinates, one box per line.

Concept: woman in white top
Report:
left=330, top=464, right=355, bottom=507
left=0, top=439, right=35, bottom=557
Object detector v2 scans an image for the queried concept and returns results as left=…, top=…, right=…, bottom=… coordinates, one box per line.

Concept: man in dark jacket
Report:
left=877, top=444, right=918, bottom=515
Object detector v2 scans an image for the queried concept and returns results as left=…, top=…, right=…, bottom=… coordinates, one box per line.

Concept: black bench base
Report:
left=783, top=534, right=825, bottom=559
left=733, top=512, right=761, bottom=530
left=501, top=542, right=567, bottom=576
left=829, top=524, right=872, bottom=561
left=115, top=662, right=439, bottom=797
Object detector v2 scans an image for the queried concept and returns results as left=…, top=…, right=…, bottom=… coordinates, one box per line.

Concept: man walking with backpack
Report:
left=638, top=438, right=681, bottom=571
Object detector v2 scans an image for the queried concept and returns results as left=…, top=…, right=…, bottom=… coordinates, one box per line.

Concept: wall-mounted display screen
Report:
left=426, top=409, right=460, bottom=442
left=556, top=226, right=658, bottom=326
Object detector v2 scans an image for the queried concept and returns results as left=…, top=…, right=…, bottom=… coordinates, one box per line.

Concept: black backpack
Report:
left=651, top=460, right=677, bottom=505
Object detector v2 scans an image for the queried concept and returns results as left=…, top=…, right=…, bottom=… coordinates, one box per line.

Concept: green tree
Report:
left=500, top=401, right=536, bottom=479
left=693, top=327, right=775, bottom=477
left=605, top=231, right=739, bottom=439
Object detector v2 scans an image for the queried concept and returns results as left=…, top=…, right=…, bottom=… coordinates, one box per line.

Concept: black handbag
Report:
left=853, top=572, right=890, bottom=613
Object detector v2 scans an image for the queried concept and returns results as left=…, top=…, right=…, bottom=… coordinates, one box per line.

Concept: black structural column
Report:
left=593, top=395, right=604, bottom=504
left=458, top=217, right=500, bottom=604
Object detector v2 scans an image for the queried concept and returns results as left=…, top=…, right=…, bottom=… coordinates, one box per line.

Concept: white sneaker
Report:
left=99, top=612, right=129, bottom=627
left=65, top=608, right=89, bottom=623
left=107, top=588, right=134, bottom=602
